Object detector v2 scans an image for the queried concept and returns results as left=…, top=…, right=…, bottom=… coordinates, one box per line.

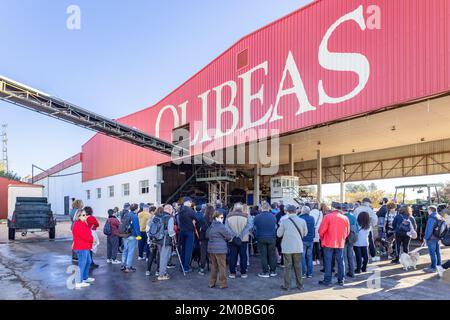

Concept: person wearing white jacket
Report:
left=310, top=203, right=324, bottom=266
left=352, top=198, right=379, bottom=261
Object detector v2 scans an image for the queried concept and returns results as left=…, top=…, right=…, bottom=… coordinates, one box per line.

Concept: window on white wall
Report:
left=108, top=186, right=114, bottom=198
left=122, top=183, right=130, bottom=196
left=97, top=188, right=102, bottom=199
left=139, top=180, right=149, bottom=194
left=86, top=190, right=91, bottom=200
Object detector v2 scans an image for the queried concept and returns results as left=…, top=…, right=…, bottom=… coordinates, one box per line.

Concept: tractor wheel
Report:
left=8, top=228, right=15, bottom=241
left=49, top=227, right=56, bottom=240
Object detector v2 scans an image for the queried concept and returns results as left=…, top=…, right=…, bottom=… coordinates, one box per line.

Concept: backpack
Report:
left=442, top=229, right=450, bottom=246
left=432, top=218, right=448, bottom=239
left=148, top=215, right=168, bottom=241
left=397, top=216, right=411, bottom=237
left=118, top=214, right=132, bottom=238
left=196, top=218, right=210, bottom=240
left=348, top=223, right=359, bottom=245
left=103, top=219, right=112, bottom=236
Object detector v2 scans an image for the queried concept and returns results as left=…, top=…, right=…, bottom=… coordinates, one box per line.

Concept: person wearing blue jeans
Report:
left=427, top=239, right=441, bottom=270
left=301, top=241, right=313, bottom=277
left=299, top=206, right=316, bottom=278
left=122, top=236, right=137, bottom=270
left=343, top=207, right=357, bottom=278
left=424, top=206, right=442, bottom=273
left=318, top=209, right=349, bottom=287
left=76, top=250, right=92, bottom=283
left=344, top=242, right=355, bottom=277
left=323, top=247, right=344, bottom=284
left=120, top=204, right=141, bottom=273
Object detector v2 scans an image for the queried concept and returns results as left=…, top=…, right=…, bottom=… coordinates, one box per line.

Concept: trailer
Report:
left=7, top=184, right=56, bottom=240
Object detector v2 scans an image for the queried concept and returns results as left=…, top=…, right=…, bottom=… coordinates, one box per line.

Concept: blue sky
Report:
left=0, top=0, right=310, bottom=176
left=1, top=0, right=449, bottom=197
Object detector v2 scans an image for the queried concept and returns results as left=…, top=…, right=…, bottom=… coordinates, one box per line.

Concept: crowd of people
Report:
left=69, top=196, right=450, bottom=290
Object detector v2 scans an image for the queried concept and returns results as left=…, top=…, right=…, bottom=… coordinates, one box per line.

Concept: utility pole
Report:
left=1, top=124, right=8, bottom=173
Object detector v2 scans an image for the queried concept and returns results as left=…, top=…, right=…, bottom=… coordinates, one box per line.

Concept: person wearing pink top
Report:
left=318, top=209, right=350, bottom=287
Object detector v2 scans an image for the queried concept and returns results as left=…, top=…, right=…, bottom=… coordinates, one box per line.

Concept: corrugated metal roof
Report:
left=82, top=0, right=450, bottom=182
left=33, top=153, right=82, bottom=182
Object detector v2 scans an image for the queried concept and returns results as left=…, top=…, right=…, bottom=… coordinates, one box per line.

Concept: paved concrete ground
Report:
left=0, top=220, right=449, bottom=300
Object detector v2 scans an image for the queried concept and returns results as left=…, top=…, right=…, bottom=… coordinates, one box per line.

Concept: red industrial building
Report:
left=32, top=0, right=450, bottom=217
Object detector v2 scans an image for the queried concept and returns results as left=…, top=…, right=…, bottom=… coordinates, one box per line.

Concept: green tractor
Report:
left=394, top=183, right=447, bottom=240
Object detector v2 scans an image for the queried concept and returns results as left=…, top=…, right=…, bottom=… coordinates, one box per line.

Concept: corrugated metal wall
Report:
left=82, top=0, right=450, bottom=182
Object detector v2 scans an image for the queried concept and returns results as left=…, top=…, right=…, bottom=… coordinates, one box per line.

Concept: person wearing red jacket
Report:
left=72, top=210, right=95, bottom=289
left=85, top=206, right=100, bottom=268
left=318, top=209, right=350, bottom=287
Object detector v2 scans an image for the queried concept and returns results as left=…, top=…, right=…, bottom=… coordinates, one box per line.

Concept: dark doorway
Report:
left=64, top=196, right=70, bottom=215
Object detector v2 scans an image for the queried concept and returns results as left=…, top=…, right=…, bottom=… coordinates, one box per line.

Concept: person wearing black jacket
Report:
left=377, top=198, right=388, bottom=239
left=198, top=205, right=214, bottom=275
left=178, top=197, right=197, bottom=273
left=391, top=205, right=417, bottom=263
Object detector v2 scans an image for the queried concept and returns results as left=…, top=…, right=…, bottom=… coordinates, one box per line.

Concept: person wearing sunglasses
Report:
left=206, top=211, right=233, bottom=289
left=72, top=210, right=95, bottom=288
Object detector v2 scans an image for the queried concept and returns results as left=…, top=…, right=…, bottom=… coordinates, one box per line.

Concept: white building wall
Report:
left=81, top=166, right=159, bottom=218
left=34, top=163, right=83, bottom=216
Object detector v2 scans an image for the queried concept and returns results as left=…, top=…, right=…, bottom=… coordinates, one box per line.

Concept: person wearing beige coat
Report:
left=277, top=205, right=308, bottom=290
left=225, top=203, right=252, bottom=278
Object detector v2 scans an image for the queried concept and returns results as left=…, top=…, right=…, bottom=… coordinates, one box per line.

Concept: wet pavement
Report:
left=0, top=221, right=449, bottom=300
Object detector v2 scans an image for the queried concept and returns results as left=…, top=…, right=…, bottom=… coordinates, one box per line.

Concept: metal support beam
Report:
left=340, top=154, right=345, bottom=203
left=317, top=150, right=322, bottom=202
left=254, top=164, right=260, bottom=206
left=289, top=144, right=294, bottom=176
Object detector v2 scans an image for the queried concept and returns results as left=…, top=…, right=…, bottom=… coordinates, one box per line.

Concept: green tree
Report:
left=346, top=183, right=368, bottom=193
left=0, top=170, right=21, bottom=181
left=368, top=183, right=378, bottom=192
left=434, top=181, right=450, bottom=203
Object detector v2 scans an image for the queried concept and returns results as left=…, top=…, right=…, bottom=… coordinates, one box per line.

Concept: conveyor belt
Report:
left=0, top=76, right=180, bottom=156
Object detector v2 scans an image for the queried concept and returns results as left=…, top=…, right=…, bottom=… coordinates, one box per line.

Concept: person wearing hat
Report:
left=423, top=205, right=443, bottom=273
left=353, top=198, right=379, bottom=261
left=299, top=205, right=315, bottom=278
left=121, top=203, right=131, bottom=220
left=318, top=207, right=350, bottom=287
left=277, top=204, right=307, bottom=290
left=178, top=197, right=197, bottom=273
